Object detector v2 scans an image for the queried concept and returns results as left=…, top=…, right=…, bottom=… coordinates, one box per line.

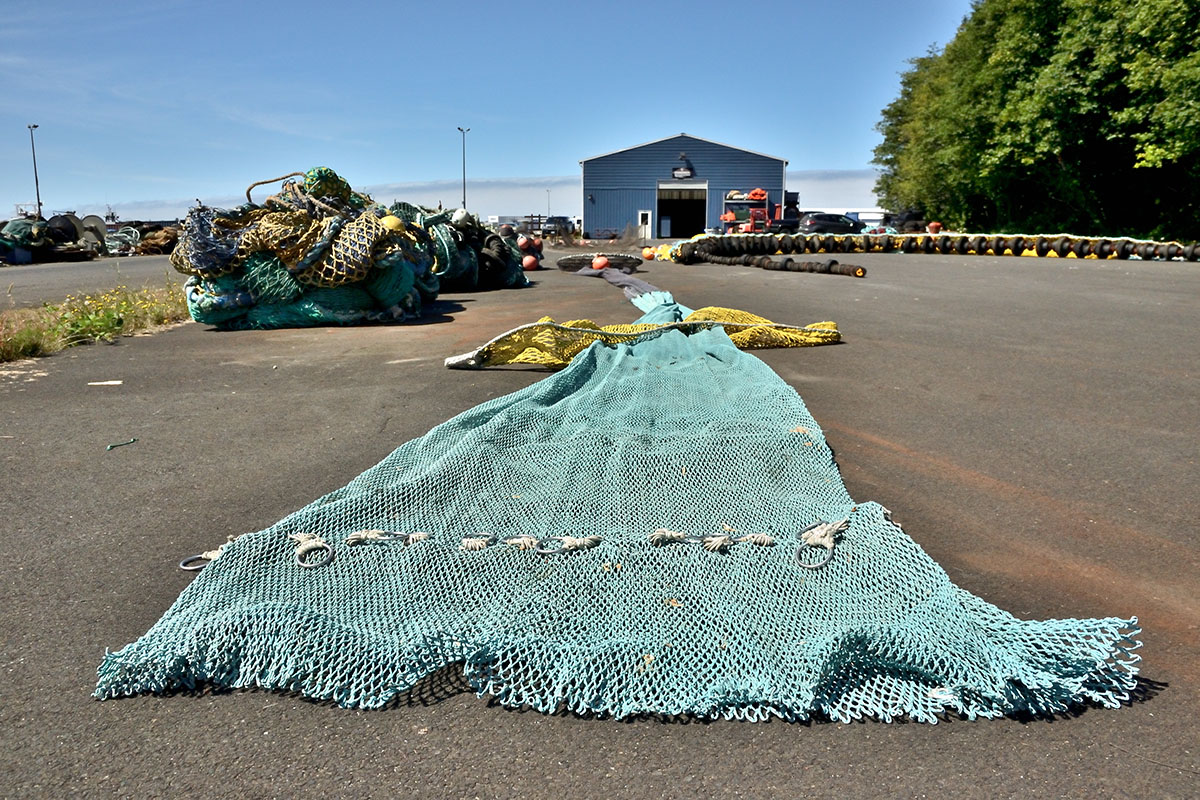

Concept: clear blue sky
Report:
left=1, top=0, right=972, bottom=221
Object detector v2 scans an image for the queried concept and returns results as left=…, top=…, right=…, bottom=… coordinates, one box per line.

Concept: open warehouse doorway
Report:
left=656, top=184, right=707, bottom=238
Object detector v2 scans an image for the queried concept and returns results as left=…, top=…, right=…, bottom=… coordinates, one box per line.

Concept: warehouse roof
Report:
left=580, top=133, right=787, bottom=165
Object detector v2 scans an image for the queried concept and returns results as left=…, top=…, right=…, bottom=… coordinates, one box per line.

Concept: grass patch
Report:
left=1, top=282, right=190, bottom=363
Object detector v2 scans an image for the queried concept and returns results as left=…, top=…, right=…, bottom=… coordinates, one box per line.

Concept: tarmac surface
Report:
left=0, top=255, right=185, bottom=309
left=2, top=248, right=1197, bottom=798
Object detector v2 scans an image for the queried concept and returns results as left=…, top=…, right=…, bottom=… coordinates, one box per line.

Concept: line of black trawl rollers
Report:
left=672, top=232, right=1200, bottom=274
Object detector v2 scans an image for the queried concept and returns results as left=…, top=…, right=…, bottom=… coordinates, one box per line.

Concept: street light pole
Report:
left=456, top=126, right=469, bottom=209
left=546, top=188, right=550, bottom=218
left=27, top=124, right=43, bottom=219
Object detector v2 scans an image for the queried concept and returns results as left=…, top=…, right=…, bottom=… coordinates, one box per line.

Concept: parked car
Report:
left=793, top=212, right=868, bottom=235
left=882, top=208, right=927, bottom=232
left=541, top=216, right=575, bottom=235
left=765, top=209, right=817, bottom=233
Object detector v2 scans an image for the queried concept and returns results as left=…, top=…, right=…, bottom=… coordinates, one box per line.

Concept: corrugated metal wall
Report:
left=584, top=189, right=657, bottom=238
left=581, top=134, right=785, bottom=238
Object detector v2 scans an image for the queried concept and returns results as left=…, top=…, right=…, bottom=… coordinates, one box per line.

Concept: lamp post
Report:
left=456, top=126, right=469, bottom=209
left=27, top=124, right=43, bottom=219
left=546, top=188, right=551, bottom=218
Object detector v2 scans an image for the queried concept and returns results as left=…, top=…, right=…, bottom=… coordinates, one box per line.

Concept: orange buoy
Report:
left=522, top=254, right=539, bottom=271
left=642, top=246, right=655, bottom=260
left=517, top=235, right=531, bottom=250
left=591, top=255, right=609, bottom=270
left=532, top=237, right=543, bottom=252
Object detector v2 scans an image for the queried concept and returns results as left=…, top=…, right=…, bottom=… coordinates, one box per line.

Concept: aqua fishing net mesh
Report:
left=94, top=318, right=1140, bottom=721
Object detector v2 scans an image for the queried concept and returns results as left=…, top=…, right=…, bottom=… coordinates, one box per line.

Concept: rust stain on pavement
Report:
left=821, top=419, right=1200, bottom=677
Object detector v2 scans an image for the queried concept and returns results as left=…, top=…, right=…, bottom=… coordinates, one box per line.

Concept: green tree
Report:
left=874, top=0, right=1200, bottom=241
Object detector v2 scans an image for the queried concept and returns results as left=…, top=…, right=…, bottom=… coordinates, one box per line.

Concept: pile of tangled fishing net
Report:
left=169, top=167, right=534, bottom=329
left=103, top=225, right=182, bottom=257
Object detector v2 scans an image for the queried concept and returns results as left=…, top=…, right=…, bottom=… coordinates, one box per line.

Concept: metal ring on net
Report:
left=793, top=519, right=844, bottom=570
left=178, top=554, right=211, bottom=571
left=535, top=536, right=571, bottom=555
left=794, top=544, right=835, bottom=570
left=294, top=540, right=334, bottom=569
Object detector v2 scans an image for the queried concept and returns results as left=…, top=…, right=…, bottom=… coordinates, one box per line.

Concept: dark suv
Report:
left=882, top=208, right=927, bottom=232
left=794, top=212, right=867, bottom=235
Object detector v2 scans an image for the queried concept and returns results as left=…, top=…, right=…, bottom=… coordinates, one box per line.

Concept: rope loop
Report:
left=246, top=171, right=305, bottom=204
left=460, top=534, right=497, bottom=551
left=505, top=535, right=541, bottom=551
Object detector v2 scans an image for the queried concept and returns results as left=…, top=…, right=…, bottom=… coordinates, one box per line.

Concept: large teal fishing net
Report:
left=95, top=293, right=1140, bottom=721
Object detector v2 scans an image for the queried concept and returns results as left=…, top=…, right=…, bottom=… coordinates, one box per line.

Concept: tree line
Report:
left=873, top=0, right=1200, bottom=241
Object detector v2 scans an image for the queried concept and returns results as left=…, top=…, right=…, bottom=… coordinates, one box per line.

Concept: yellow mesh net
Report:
left=232, top=211, right=396, bottom=287
left=465, top=307, right=840, bottom=369
left=235, top=212, right=325, bottom=269
left=300, top=212, right=386, bottom=287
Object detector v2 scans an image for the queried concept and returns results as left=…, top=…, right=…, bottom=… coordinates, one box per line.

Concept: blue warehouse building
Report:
left=580, top=133, right=787, bottom=240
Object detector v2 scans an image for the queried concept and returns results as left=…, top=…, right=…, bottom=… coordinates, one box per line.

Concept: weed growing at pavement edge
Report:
left=0, top=282, right=189, bottom=363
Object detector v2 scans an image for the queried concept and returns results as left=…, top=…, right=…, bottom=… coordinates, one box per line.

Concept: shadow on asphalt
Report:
left=188, top=300, right=472, bottom=332
left=403, top=299, right=468, bottom=325
left=134, top=669, right=1167, bottom=728
left=388, top=670, right=1170, bottom=726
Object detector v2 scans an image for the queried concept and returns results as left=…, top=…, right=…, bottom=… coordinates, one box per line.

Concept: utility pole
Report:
left=27, top=124, right=43, bottom=219
left=457, top=126, right=469, bottom=209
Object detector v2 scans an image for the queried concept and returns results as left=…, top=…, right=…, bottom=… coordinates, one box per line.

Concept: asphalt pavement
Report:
left=2, top=249, right=1197, bottom=798
left=0, top=255, right=184, bottom=309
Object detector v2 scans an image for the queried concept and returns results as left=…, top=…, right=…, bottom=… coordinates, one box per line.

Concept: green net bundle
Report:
left=169, top=167, right=528, bottom=329
left=95, top=291, right=1140, bottom=722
